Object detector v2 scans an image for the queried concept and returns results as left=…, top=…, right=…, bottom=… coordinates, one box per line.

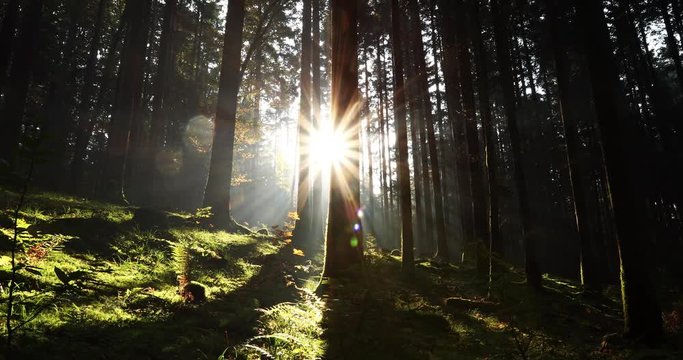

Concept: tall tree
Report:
left=323, top=0, right=363, bottom=276
left=0, top=0, right=43, bottom=167
left=203, top=0, right=247, bottom=227
left=491, top=0, right=542, bottom=289
left=310, top=0, right=324, bottom=242
left=145, top=0, right=178, bottom=204
left=103, top=0, right=151, bottom=202
left=454, top=0, right=488, bottom=271
left=543, top=0, right=606, bottom=289
left=389, top=0, right=415, bottom=275
left=70, top=0, right=108, bottom=193
left=574, top=0, right=663, bottom=343
left=293, top=0, right=313, bottom=245
left=438, top=0, right=475, bottom=256
left=470, top=0, right=501, bottom=275
left=0, top=0, right=20, bottom=96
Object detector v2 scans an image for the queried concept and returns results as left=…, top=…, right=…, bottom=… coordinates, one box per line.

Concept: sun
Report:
left=308, top=124, right=349, bottom=169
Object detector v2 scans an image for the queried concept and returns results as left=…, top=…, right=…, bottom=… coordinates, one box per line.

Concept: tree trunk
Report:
left=0, top=0, right=43, bottom=168
left=73, top=5, right=127, bottom=194
left=491, top=0, right=542, bottom=289
left=455, top=0, right=488, bottom=271
left=376, top=35, right=391, bottom=249
left=362, top=45, right=375, bottom=240
left=574, top=0, right=663, bottom=343
left=203, top=0, right=246, bottom=227
left=0, top=0, right=20, bottom=96
left=543, top=0, right=606, bottom=289
left=103, top=0, right=151, bottom=202
left=470, top=0, right=501, bottom=276
left=323, top=0, right=363, bottom=276
left=404, top=2, right=434, bottom=256
left=388, top=0, right=414, bottom=275
left=40, top=0, right=83, bottom=189
left=145, top=0, right=177, bottom=204
left=405, top=43, right=427, bottom=254
left=310, top=0, right=324, bottom=243
left=438, top=0, right=474, bottom=258
left=407, top=0, right=448, bottom=260
left=70, top=0, right=108, bottom=193
left=293, top=0, right=314, bottom=246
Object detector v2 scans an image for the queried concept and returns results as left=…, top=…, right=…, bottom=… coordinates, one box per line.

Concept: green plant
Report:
left=172, top=239, right=193, bottom=291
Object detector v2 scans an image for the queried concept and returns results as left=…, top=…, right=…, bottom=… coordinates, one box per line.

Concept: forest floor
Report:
left=0, top=188, right=682, bottom=359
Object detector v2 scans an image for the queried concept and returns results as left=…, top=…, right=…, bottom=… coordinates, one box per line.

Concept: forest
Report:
left=0, top=0, right=682, bottom=358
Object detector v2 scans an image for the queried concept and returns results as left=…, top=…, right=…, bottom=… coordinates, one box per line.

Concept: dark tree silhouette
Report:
left=203, top=0, right=247, bottom=227
left=323, top=0, right=363, bottom=276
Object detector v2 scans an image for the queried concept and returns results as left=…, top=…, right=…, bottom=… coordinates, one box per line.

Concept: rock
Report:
left=181, top=282, right=207, bottom=304
left=257, top=228, right=270, bottom=235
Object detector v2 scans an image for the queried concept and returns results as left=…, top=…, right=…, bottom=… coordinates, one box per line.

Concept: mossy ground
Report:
left=1, top=189, right=681, bottom=359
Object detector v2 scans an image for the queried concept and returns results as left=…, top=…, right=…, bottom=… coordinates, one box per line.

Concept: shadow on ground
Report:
left=320, top=250, right=683, bottom=360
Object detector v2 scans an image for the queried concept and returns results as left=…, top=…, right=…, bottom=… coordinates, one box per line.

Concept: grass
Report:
left=0, top=189, right=307, bottom=359
left=1, top=188, right=681, bottom=359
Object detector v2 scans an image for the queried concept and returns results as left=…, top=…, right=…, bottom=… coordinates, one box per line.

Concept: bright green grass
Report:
left=0, top=189, right=291, bottom=359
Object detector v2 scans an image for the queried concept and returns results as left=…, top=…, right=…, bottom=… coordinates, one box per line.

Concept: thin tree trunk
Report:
left=404, top=2, right=435, bottom=256
left=293, top=0, right=314, bottom=246
left=0, top=0, right=43, bottom=168
left=408, top=0, right=448, bottom=260
left=311, top=0, right=324, bottom=243
left=73, top=6, right=128, bottom=194
left=376, top=35, right=391, bottom=249
left=470, top=0, right=500, bottom=277
left=455, top=0, right=488, bottom=271
left=146, top=0, right=177, bottom=204
left=362, top=45, right=375, bottom=239
left=544, top=0, right=605, bottom=289
left=389, top=0, right=414, bottom=275
left=491, top=0, right=542, bottom=289
left=405, top=43, right=427, bottom=253
left=428, top=1, right=451, bottom=261
left=438, top=0, right=474, bottom=258
left=103, top=0, right=151, bottom=202
left=0, top=0, right=20, bottom=96
left=70, top=0, right=108, bottom=193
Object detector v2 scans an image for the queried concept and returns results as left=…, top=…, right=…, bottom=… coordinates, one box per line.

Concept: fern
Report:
left=172, top=240, right=193, bottom=287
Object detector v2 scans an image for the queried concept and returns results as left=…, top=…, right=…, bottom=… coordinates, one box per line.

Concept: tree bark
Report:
left=293, top=0, right=314, bottom=246
left=455, top=0, right=488, bottom=271
left=0, top=0, right=20, bottom=96
left=389, top=0, right=414, bottom=275
left=438, top=0, right=474, bottom=258
left=145, top=0, right=178, bottom=204
left=203, top=0, right=247, bottom=227
left=470, top=0, right=500, bottom=277
left=323, top=0, right=363, bottom=276
left=70, top=0, right=108, bottom=193
left=310, top=0, right=324, bottom=243
left=574, top=0, right=663, bottom=343
left=0, top=0, right=43, bottom=168
left=543, top=0, right=606, bottom=289
left=103, top=0, right=151, bottom=202
left=407, top=0, right=448, bottom=260
left=491, top=0, right=541, bottom=289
